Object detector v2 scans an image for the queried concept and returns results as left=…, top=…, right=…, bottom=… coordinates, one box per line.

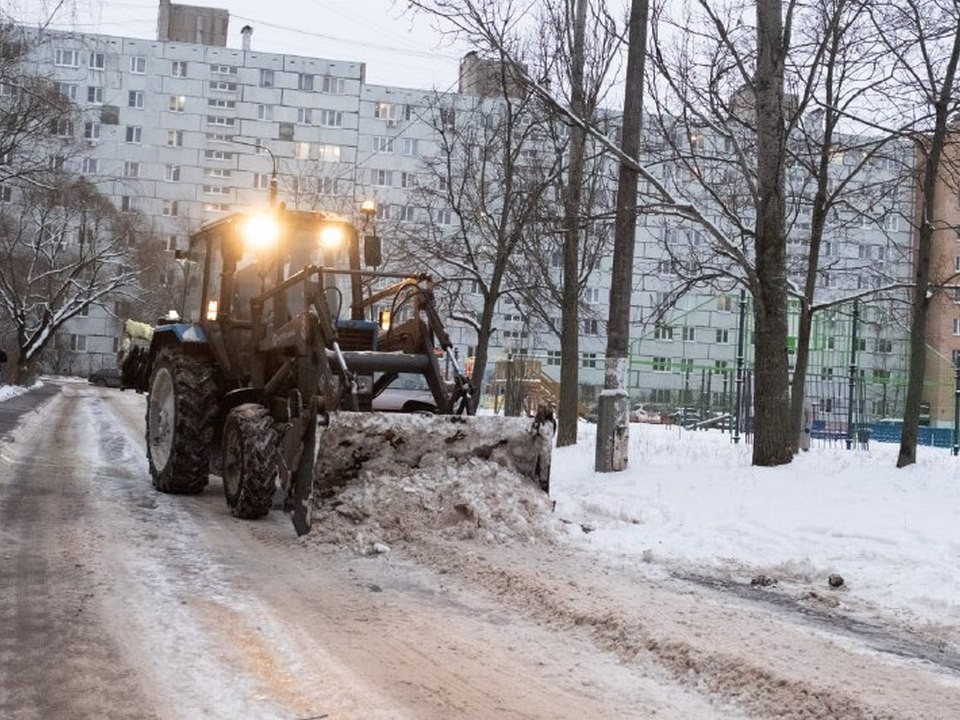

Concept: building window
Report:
left=298, top=73, right=314, bottom=91
left=321, top=75, right=345, bottom=94
left=584, top=287, right=600, bottom=304
left=370, top=169, right=393, bottom=186
left=120, top=196, right=132, bottom=212
left=125, top=126, right=142, bottom=143
left=581, top=352, right=598, bottom=369
left=652, top=356, right=671, bottom=372
left=69, top=334, right=87, bottom=352
left=123, top=161, right=140, bottom=178
left=51, top=119, right=74, bottom=137
left=208, top=99, right=235, bottom=109
left=584, top=318, right=599, bottom=335
left=205, top=168, right=231, bottom=178
left=320, top=110, right=343, bottom=127
left=717, top=294, right=733, bottom=311
left=0, top=185, right=11, bottom=202
left=55, top=49, right=79, bottom=67
left=83, top=122, right=100, bottom=140
left=714, top=360, right=729, bottom=373
left=49, top=155, right=65, bottom=170
left=253, top=172, right=270, bottom=190
left=375, top=204, right=393, bottom=220
left=204, top=150, right=233, bottom=161
left=167, top=130, right=183, bottom=147
left=654, top=324, right=673, bottom=340
left=399, top=205, right=417, bottom=222
left=682, top=326, right=695, bottom=341
left=88, top=52, right=105, bottom=70
left=128, top=90, right=144, bottom=108
left=317, top=144, right=340, bottom=162
left=86, top=86, right=103, bottom=104
left=401, top=171, right=417, bottom=189
left=169, top=95, right=186, bottom=112
left=259, top=69, right=274, bottom=87
left=57, top=82, right=78, bottom=101
left=546, top=350, right=561, bottom=367
left=81, top=157, right=99, bottom=174
left=209, top=80, right=237, bottom=92
left=438, top=208, right=452, bottom=225
left=164, top=164, right=181, bottom=181
left=210, top=64, right=236, bottom=75
left=203, top=185, right=230, bottom=196
left=401, top=138, right=419, bottom=156
left=294, top=142, right=310, bottom=159
left=716, top=329, right=730, bottom=343
left=877, top=338, right=893, bottom=352
left=162, top=200, right=179, bottom=217
left=373, top=136, right=394, bottom=152
left=172, top=60, right=187, bottom=77
left=207, top=115, right=235, bottom=127
left=130, top=56, right=146, bottom=73
left=297, top=108, right=313, bottom=124
left=257, top=104, right=272, bottom=120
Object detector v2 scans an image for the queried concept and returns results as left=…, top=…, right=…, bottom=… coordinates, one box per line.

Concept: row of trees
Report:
left=401, top=0, right=960, bottom=470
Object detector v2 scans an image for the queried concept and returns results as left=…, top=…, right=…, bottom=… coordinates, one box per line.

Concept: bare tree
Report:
left=0, top=177, right=142, bottom=382
left=406, top=0, right=622, bottom=436
left=394, top=88, right=559, bottom=409
left=864, top=0, right=960, bottom=467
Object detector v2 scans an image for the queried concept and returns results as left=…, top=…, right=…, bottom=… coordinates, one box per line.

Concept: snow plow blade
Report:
left=314, top=411, right=555, bottom=497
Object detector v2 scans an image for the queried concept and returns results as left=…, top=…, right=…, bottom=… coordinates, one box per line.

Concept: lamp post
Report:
left=232, top=137, right=278, bottom=207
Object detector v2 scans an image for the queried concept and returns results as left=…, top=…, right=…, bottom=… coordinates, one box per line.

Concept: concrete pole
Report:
left=595, top=0, right=648, bottom=472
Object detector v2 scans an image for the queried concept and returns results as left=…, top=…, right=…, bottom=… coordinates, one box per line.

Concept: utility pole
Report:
left=595, top=0, right=648, bottom=472
left=557, top=0, right=588, bottom=448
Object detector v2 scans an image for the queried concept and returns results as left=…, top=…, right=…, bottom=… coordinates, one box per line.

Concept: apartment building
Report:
left=10, top=13, right=921, bottom=423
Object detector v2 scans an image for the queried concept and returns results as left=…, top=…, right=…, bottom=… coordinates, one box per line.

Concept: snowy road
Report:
left=1, top=381, right=959, bottom=719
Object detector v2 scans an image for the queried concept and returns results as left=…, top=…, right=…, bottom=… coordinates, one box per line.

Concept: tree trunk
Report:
left=595, top=0, right=647, bottom=472
left=557, top=0, right=588, bottom=447
left=752, top=0, right=793, bottom=466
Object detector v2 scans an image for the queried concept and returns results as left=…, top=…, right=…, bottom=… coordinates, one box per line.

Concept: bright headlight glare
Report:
left=319, top=225, right=344, bottom=248
left=241, top=214, right=280, bottom=253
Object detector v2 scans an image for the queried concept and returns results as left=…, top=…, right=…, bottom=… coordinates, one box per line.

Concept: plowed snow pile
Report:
left=308, top=414, right=557, bottom=553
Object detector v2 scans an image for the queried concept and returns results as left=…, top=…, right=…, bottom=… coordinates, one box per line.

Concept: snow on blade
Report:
left=310, top=412, right=556, bottom=553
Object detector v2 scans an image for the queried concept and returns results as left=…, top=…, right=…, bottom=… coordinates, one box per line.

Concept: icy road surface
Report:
left=1, top=380, right=958, bottom=719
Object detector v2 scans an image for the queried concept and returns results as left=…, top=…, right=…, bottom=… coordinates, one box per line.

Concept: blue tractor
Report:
left=122, top=206, right=552, bottom=535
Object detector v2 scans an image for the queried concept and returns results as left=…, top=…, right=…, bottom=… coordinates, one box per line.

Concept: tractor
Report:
left=122, top=203, right=553, bottom=535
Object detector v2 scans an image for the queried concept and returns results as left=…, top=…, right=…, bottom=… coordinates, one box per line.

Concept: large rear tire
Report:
left=145, top=345, right=221, bottom=494
left=222, top=404, right=278, bottom=519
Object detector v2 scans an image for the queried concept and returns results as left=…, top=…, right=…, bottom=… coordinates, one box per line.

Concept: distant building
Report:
left=157, top=0, right=228, bottom=46
left=458, top=51, right=527, bottom=99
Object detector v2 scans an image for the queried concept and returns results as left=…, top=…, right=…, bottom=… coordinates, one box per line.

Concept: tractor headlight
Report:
left=241, top=213, right=280, bottom=253
left=319, top=224, right=345, bottom=249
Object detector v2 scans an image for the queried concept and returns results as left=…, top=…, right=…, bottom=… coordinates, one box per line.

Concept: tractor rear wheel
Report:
left=222, top=404, right=278, bottom=519
left=146, top=346, right=221, bottom=494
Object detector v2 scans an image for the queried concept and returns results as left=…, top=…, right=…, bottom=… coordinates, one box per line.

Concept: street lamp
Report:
left=232, top=137, right=278, bottom=206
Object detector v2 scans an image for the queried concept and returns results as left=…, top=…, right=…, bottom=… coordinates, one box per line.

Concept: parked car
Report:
left=671, top=407, right=702, bottom=426
left=88, top=367, right=122, bottom=388
left=371, top=374, right=438, bottom=413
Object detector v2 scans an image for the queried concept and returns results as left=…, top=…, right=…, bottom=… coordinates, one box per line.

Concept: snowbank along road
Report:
left=1, top=379, right=958, bottom=719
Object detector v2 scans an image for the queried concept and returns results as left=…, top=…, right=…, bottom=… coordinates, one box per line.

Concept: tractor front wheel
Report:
left=146, top=346, right=221, bottom=494
left=222, top=404, right=278, bottom=519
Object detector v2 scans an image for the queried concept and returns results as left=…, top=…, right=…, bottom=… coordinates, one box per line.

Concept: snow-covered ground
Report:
left=553, top=422, right=960, bottom=632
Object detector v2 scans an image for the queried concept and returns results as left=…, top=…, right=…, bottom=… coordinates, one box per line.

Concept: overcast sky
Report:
left=17, top=0, right=469, bottom=90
